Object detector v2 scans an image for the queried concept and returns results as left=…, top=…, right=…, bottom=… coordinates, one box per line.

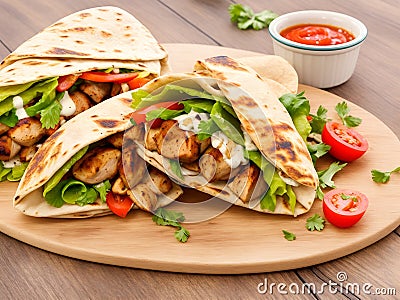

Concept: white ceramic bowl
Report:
left=268, top=10, right=368, bottom=88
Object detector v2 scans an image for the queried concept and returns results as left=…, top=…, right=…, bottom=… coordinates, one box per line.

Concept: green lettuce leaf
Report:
left=0, top=162, right=12, bottom=181
left=6, top=162, right=29, bottom=181
left=145, top=108, right=184, bottom=121
left=0, top=109, right=18, bottom=127
left=210, top=101, right=244, bottom=145
left=0, top=81, right=37, bottom=102
left=279, top=92, right=312, bottom=141
left=0, top=77, right=58, bottom=117
left=43, top=146, right=89, bottom=197
left=132, top=85, right=225, bottom=109
left=93, top=180, right=111, bottom=202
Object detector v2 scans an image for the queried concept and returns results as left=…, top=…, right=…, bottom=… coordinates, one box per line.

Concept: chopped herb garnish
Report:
left=152, top=208, right=190, bottom=243
left=371, top=166, right=400, bottom=183
left=228, top=4, right=278, bottom=30
left=306, top=214, right=325, bottom=231
left=335, top=101, right=362, bottom=128
left=316, top=162, right=347, bottom=200
left=282, top=230, right=296, bottom=241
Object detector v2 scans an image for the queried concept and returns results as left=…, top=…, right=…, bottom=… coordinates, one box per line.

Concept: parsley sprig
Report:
left=335, top=101, right=362, bottom=128
left=316, top=162, right=347, bottom=200
left=282, top=230, right=296, bottom=241
left=306, top=214, right=325, bottom=231
left=152, top=208, right=190, bottom=243
left=371, top=166, right=400, bottom=183
left=228, top=4, right=278, bottom=30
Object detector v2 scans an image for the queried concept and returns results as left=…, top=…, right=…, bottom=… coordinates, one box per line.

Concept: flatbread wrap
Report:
left=13, top=91, right=183, bottom=218
left=126, top=56, right=318, bottom=216
left=0, top=6, right=168, bottom=182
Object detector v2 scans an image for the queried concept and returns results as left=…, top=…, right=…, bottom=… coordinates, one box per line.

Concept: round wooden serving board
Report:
left=0, top=44, right=399, bottom=274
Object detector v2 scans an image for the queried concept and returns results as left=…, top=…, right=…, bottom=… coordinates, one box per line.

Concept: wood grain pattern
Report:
left=0, top=44, right=399, bottom=274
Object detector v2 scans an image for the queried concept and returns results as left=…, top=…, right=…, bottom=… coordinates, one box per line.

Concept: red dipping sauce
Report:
left=280, top=24, right=355, bottom=46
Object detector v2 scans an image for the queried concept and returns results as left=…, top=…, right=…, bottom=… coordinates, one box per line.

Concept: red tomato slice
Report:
left=106, top=192, right=134, bottom=218
left=321, top=121, right=368, bottom=162
left=79, top=71, right=139, bottom=83
left=129, top=101, right=184, bottom=129
left=323, top=189, right=368, bottom=228
left=127, top=77, right=151, bottom=90
left=56, top=74, right=80, bottom=92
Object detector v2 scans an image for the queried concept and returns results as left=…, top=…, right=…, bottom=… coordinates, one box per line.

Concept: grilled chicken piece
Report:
left=112, top=177, right=128, bottom=195
left=124, top=123, right=145, bottom=143
left=106, top=132, right=124, bottom=149
left=145, top=127, right=161, bottom=151
left=19, top=145, right=36, bottom=162
left=68, top=91, right=92, bottom=118
left=181, top=161, right=200, bottom=173
left=0, top=135, right=21, bottom=161
left=155, top=120, right=210, bottom=163
left=8, top=118, right=46, bottom=147
left=227, top=164, right=267, bottom=203
left=0, top=123, right=10, bottom=135
left=111, top=83, right=122, bottom=97
left=147, top=166, right=172, bottom=194
left=199, top=147, right=232, bottom=182
left=127, top=183, right=158, bottom=212
left=72, top=147, right=121, bottom=185
left=79, top=81, right=111, bottom=103
left=119, top=143, right=146, bottom=189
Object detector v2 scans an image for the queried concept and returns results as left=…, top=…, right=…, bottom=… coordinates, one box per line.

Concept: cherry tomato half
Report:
left=323, top=189, right=368, bottom=228
left=129, top=101, right=184, bottom=129
left=106, top=192, right=134, bottom=218
left=321, top=121, right=368, bottom=162
left=79, top=71, right=139, bottom=83
left=56, top=74, right=80, bottom=92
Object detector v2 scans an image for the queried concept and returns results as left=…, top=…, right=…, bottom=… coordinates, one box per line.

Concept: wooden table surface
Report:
left=0, top=0, right=399, bottom=299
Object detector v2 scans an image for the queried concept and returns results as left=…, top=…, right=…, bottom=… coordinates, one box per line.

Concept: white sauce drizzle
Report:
left=2, top=156, right=22, bottom=168
left=243, top=130, right=258, bottom=151
left=211, top=131, right=248, bottom=169
left=12, top=96, right=29, bottom=120
left=60, top=91, right=76, bottom=117
left=173, top=110, right=210, bottom=134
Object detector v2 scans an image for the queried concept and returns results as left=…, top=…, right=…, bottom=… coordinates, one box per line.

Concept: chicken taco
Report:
left=0, top=6, right=168, bottom=182
left=13, top=91, right=183, bottom=218
left=125, top=56, right=318, bottom=216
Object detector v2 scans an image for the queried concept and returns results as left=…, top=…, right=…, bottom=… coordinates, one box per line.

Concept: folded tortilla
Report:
left=0, top=6, right=169, bottom=181
left=129, top=56, right=318, bottom=216
left=14, top=92, right=183, bottom=218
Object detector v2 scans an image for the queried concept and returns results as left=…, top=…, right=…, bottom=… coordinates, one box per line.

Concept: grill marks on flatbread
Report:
left=194, top=56, right=318, bottom=189
left=1, top=6, right=167, bottom=68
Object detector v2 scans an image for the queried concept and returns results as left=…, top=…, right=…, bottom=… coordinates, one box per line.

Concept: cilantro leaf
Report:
left=306, top=214, right=325, bottom=231
left=197, top=119, right=219, bottom=140
left=307, top=142, right=331, bottom=164
left=282, top=230, right=296, bottom=241
left=94, top=180, right=112, bottom=202
left=174, top=226, right=190, bottom=243
left=309, top=105, right=329, bottom=134
left=316, top=162, right=347, bottom=199
left=335, top=101, right=362, bottom=128
left=228, top=4, right=278, bottom=30
left=371, top=166, right=400, bottom=183
left=39, top=100, right=62, bottom=129
left=152, top=208, right=190, bottom=243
